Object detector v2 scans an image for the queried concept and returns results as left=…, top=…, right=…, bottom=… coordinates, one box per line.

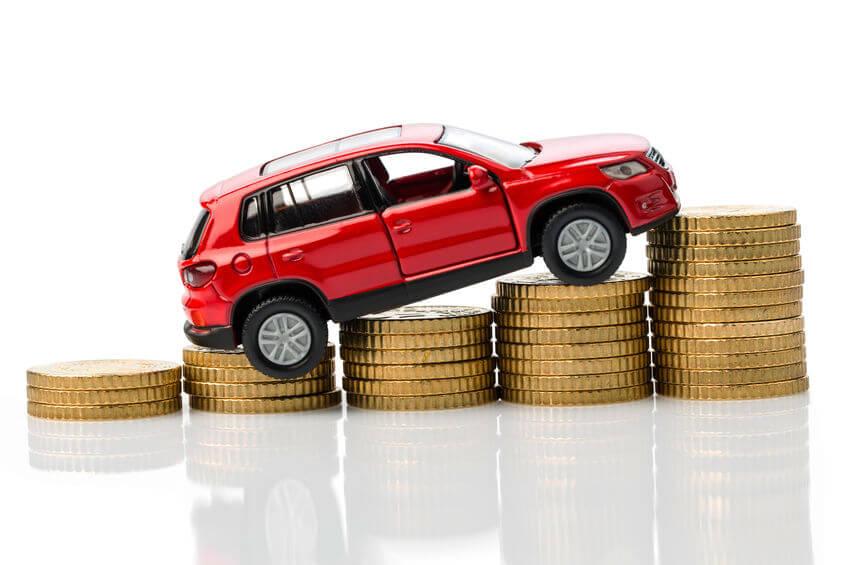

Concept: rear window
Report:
left=181, top=210, right=209, bottom=259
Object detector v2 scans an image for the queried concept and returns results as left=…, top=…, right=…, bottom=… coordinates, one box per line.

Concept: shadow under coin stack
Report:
left=182, top=344, right=341, bottom=413
left=26, top=360, right=182, bottom=420
left=648, top=205, right=807, bottom=399
left=493, top=272, right=653, bottom=405
left=340, top=306, right=497, bottom=410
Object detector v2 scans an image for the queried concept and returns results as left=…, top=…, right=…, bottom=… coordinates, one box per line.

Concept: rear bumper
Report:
left=184, top=322, right=238, bottom=350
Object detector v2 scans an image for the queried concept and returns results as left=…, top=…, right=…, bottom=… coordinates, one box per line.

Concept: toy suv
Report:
left=180, top=125, right=678, bottom=378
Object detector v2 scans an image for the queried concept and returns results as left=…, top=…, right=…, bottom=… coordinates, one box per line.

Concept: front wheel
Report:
left=541, top=203, right=626, bottom=285
left=242, top=296, right=329, bottom=379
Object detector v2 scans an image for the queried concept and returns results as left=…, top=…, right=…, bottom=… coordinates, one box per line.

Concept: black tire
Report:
left=541, top=203, right=626, bottom=285
left=242, top=296, right=328, bottom=380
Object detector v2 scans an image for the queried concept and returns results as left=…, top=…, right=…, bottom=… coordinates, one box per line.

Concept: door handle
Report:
left=393, top=219, right=413, bottom=234
left=282, top=248, right=304, bottom=262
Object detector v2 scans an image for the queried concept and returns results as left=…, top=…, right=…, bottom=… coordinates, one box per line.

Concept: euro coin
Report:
left=339, top=328, right=490, bottom=349
left=183, top=343, right=334, bottom=368
left=340, top=343, right=491, bottom=364
left=341, top=306, right=492, bottom=334
left=654, top=205, right=797, bottom=231
left=27, top=360, right=180, bottom=390
left=650, top=287, right=802, bottom=308
left=655, top=346, right=804, bottom=370
left=654, top=333, right=804, bottom=354
left=28, top=397, right=182, bottom=420
left=495, top=271, right=651, bottom=299
left=496, top=337, right=649, bottom=360
left=492, top=294, right=642, bottom=313
left=184, top=376, right=334, bottom=398
left=343, top=358, right=495, bottom=380
left=648, top=256, right=801, bottom=277
left=652, top=318, right=804, bottom=339
left=655, top=362, right=806, bottom=385
left=27, top=382, right=180, bottom=405
left=346, top=389, right=496, bottom=411
left=501, top=383, right=652, bottom=406
left=656, top=377, right=808, bottom=400
left=652, top=271, right=804, bottom=293
left=495, top=321, right=649, bottom=344
left=499, top=369, right=650, bottom=391
left=649, top=302, right=802, bottom=323
left=647, top=224, right=800, bottom=246
left=342, top=374, right=495, bottom=396
left=647, top=241, right=799, bottom=262
left=498, top=352, right=650, bottom=375
left=189, top=390, right=341, bottom=413
left=183, top=360, right=333, bottom=383
left=496, top=307, right=647, bottom=328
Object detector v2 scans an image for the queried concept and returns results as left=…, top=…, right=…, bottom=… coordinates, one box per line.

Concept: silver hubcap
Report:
left=258, top=313, right=312, bottom=366
left=557, top=218, right=611, bottom=272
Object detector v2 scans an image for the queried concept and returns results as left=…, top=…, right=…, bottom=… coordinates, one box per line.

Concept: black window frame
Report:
left=182, top=209, right=210, bottom=259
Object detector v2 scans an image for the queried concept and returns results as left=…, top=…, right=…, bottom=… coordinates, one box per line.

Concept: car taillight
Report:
left=183, top=262, right=216, bottom=288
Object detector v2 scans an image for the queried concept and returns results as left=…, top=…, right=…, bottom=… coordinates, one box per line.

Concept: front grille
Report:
left=646, top=147, right=668, bottom=169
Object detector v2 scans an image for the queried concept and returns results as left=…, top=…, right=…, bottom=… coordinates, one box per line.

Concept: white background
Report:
left=2, top=1, right=846, bottom=563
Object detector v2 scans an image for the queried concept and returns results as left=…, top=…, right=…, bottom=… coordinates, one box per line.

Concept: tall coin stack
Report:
left=648, top=205, right=807, bottom=399
left=340, top=306, right=498, bottom=410
left=493, top=272, right=653, bottom=405
left=182, top=344, right=342, bottom=413
left=27, top=360, right=182, bottom=420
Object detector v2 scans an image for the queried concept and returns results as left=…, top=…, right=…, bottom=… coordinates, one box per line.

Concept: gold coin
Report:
left=340, top=343, right=491, bottom=365
left=183, top=360, right=333, bottom=383
left=27, top=383, right=180, bottom=406
left=655, top=346, right=805, bottom=369
left=501, top=383, right=652, bottom=406
left=649, top=256, right=802, bottom=277
left=495, top=271, right=651, bottom=299
left=183, top=343, right=334, bottom=368
left=650, top=302, right=802, bottom=323
left=341, top=306, right=492, bottom=334
left=496, top=337, right=649, bottom=360
left=492, top=294, right=643, bottom=313
left=496, top=307, right=647, bottom=328
left=189, top=390, right=341, bottom=413
left=184, top=376, right=334, bottom=398
left=652, top=271, right=804, bottom=293
left=652, top=317, right=804, bottom=339
left=498, top=352, right=650, bottom=375
left=655, top=205, right=797, bottom=231
left=647, top=224, right=801, bottom=246
left=655, top=332, right=804, bottom=354
left=28, top=397, right=182, bottom=420
left=495, top=322, right=649, bottom=344
left=340, top=328, right=489, bottom=350
left=650, top=287, right=802, bottom=308
left=655, top=362, right=806, bottom=385
left=647, top=241, right=800, bottom=262
left=346, top=388, right=496, bottom=410
left=343, top=358, right=495, bottom=380
left=27, top=360, right=180, bottom=390
left=342, top=374, right=494, bottom=396
left=656, top=376, right=808, bottom=400
left=499, top=368, right=650, bottom=391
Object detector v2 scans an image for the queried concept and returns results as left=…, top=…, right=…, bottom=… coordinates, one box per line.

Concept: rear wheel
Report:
left=541, top=203, right=626, bottom=285
left=242, top=296, right=328, bottom=379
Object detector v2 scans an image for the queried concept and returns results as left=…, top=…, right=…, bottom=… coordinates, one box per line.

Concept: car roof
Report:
left=201, top=124, right=445, bottom=203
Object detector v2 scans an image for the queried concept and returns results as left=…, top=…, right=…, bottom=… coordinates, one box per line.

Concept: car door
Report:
left=367, top=151, right=518, bottom=277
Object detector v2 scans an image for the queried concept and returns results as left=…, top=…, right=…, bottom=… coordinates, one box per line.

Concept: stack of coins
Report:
left=648, top=205, right=807, bottom=399
left=493, top=272, right=653, bottom=405
left=27, top=360, right=182, bottom=420
left=182, top=344, right=341, bottom=413
left=340, top=306, right=498, bottom=410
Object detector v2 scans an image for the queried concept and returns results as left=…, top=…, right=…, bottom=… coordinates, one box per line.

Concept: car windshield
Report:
left=438, top=126, right=536, bottom=168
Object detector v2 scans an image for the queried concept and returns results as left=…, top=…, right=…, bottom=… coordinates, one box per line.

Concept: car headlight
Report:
left=600, top=161, right=648, bottom=180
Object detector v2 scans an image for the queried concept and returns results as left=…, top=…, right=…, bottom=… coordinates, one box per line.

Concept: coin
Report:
left=496, top=337, right=649, bottom=360
left=655, top=346, right=804, bottom=370
left=499, top=369, right=650, bottom=391
left=340, top=343, right=491, bottom=364
left=183, top=360, right=333, bottom=383
left=495, top=322, right=649, bottom=344
left=342, top=374, right=494, bottom=396
left=340, top=328, right=490, bottom=350
left=27, top=360, right=181, bottom=390
left=648, top=256, right=801, bottom=277
left=495, top=271, right=651, bottom=299
left=655, top=333, right=804, bottom=354
left=647, top=224, right=800, bottom=246
left=501, top=383, right=653, bottom=406
left=184, top=376, right=335, bottom=398
left=343, top=358, right=495, bottom=380
left=189, top=390, right=341, bottom=413
left=655, top=362, right=806, bottom=385
left=656, top=376, right=808, bottom=400
left=27, top=382, right=180, bottom=406
left=652, top=318, right=804, bottom=339
left=647, top=241, right=800, bottom=262
left=650, top=287, right=802, bottom=308
left=346, top=388, right=496, bottom=410
left=498, top=352, right=650, bottom=375
left=649, top=302, right=802, bottom=323
left=28, top=397, right=182, bottom=420
left=183, top=343, right=334, bottom=368
left=654, top=206, right=797, bottom=231
left=492, top=294, right=643, bottom=313
left=496, top=307, right=647, bottom=328
left=652, top=271, right=804, bottom=293
left=341, top=306, right=492, bottom=334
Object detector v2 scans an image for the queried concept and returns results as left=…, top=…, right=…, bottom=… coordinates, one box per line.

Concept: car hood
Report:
left=523, top=134, right=650, bottom=169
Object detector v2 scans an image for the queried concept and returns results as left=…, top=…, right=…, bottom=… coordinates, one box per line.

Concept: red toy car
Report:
left=180, top=125, right=678, bottom=378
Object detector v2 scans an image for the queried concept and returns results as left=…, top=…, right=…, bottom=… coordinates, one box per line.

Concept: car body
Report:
left=180, top=124, right=679, bottom=377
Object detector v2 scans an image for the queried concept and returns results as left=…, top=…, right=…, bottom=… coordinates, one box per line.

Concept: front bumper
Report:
left=184, top=322, right=238, bottom=350
left=630, top=202, right=680, bottom=235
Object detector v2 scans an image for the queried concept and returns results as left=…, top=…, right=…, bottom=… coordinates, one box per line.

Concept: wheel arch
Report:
left=231, top=279, right=330, bottom=345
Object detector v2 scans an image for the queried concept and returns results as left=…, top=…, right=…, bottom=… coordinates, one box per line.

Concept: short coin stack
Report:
left=648, top=205, right=807, bottom=399
left=182, top=344, right=341, bottom=413
left=493, top=272, right=653, bottom=405
left=27, top=360, right=182, bottom=420
left=340, top=306, right=497, bottom=410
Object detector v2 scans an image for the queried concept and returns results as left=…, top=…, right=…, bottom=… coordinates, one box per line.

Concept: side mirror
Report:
left=468, top=165, right=495, bottom=193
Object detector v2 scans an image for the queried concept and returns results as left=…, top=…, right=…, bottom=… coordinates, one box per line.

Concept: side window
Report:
left=241, top=196, right=263, bottom=239
left=363, top=152, right=468, bottom=205
left=268, top=185, right=301, bottom=233
left=381, top=152, right=454, bottom=182
left=290, top=165, right=363, bottom=226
